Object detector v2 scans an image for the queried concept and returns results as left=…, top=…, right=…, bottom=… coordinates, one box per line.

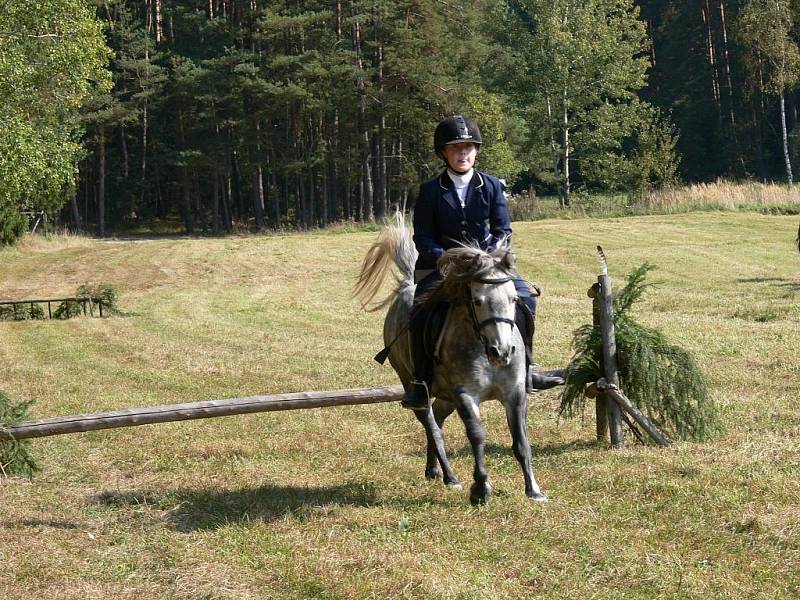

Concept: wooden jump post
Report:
left=588, top=247, right=670, bottom=449
left=0, top=385, right=404, bottom=441
left=0, top=296, right=104, bottom=319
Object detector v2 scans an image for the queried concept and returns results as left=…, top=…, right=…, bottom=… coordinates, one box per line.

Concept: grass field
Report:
left=1, top=212, right=798, bottom=599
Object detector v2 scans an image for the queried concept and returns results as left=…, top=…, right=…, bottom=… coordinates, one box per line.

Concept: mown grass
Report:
left=0, top=212, right=798, bottom=599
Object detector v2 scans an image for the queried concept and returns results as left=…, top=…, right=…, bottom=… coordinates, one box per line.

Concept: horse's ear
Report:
left=501, top=251, right=516, bottom=269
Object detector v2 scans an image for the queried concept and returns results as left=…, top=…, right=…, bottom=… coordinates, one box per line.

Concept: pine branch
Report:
left=559, top=263, right=721, bottom=442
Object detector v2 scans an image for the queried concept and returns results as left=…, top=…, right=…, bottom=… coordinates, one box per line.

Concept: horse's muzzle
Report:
left=486, top=344, right=514, bottom=367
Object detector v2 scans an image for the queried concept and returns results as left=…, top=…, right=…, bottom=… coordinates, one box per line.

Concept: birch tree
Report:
left=500, top=0, right=652, bottom=204
left=737, top=0, right=800, bottom=184
left=0, top=0, right=109, bottom=244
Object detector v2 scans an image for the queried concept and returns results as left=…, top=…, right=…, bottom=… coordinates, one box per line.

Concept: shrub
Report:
left=0, top=200, right=27, bottom=246
left=54, top=283, right=119, bottom=318
left=0, top=303, right=45, bottom=321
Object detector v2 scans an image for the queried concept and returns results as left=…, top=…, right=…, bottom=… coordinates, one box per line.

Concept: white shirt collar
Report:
left=447, top=168, right=474, bottom=188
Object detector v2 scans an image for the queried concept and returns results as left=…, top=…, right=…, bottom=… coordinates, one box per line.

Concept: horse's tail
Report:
left=353, top=210, right=417, bottom=312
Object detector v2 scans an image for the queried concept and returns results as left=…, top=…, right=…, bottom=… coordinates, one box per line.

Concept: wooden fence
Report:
left=0, top=296, right=105, bottom=319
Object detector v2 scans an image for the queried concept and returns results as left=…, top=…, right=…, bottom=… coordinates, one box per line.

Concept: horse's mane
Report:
left=420, top=242, right=516, bottom=306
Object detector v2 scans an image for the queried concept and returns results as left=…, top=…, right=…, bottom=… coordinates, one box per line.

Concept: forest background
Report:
left=2, top=0, right=799, bottom=244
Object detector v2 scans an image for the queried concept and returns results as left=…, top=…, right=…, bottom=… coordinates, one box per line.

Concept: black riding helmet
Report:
left=434, top=115, right=482, bottom=156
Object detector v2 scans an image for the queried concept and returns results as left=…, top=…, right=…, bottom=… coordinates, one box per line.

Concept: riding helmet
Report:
left=434, top=115, right=482, bottom=154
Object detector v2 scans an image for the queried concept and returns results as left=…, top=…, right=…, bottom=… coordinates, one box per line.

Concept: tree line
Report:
left=2, top=0, right=799, bottom=243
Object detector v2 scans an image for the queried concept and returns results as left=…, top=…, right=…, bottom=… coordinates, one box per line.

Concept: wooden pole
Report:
left=596, top=247, right=624, bottom=448
left=596, top=378, right=671, bottom=447
left=0, top=385, right=404, bottom=441
left=598, top=273, right=624, bottom=448
left=587, top=282, right=608, bottom=442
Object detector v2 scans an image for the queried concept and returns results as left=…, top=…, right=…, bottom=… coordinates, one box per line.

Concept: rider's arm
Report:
left=413, top=185, right=445, bottom=267
left=487, top=177, right=512, bottom=251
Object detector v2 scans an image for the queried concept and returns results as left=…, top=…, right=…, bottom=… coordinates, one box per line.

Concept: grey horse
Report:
left=355, top=213, right=547, bottom=504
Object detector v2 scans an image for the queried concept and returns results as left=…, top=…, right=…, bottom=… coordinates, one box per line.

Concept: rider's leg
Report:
left=401, top=271, right=440, bottom=411
left=514, top=279, right=564, bottom=392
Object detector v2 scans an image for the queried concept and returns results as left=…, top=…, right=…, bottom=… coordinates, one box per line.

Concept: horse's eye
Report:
left=473, top=298, right=483, bottom=307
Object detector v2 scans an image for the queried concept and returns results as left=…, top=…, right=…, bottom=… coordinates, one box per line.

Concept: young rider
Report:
left=402, top=115, right=563, bottom=411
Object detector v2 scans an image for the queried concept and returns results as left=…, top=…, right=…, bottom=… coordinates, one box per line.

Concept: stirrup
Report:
left=527, top=366, right=565, bottom=392
left=401, top=380, right=430, bottom=411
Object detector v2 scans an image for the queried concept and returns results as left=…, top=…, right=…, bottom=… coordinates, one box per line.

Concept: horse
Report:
left=354, top=212, right=547, bottom=504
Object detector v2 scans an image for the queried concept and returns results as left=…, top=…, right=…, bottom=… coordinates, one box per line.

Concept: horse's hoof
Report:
left=425, top=469, right=440, bottom=481
left=445, top=481, right=463, bottom=491
left=469, top=481, right=492, bottom=505
left=529, top=492, right=548, bottom=503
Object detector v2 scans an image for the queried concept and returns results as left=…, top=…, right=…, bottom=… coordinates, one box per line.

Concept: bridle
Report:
left=466, top=271, right=519, bottom=358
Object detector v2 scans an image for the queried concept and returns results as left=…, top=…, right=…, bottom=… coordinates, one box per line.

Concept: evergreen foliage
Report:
left=0, top=390, right=38, bottom=478
left=52, top=300, right=83, bottom=320
left=82, top=283, right=119, bottom=313
left=560, top=264, right=721, bottom=441
left=54, top=283, right=119, bottom=319
left=3, top=0, right=800, bottom=241
left=0, top=303, right=45, bottom=322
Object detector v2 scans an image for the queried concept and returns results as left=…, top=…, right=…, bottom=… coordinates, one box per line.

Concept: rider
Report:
left=402, top=115, right=564, bottom=411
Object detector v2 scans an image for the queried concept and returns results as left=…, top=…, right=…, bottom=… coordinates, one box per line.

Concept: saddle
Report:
left=422, top=302, right=452, bottom=363
left=372, top=302, right=450, bottom=366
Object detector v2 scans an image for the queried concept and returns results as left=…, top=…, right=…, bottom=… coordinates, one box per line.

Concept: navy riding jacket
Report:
left=412, top=170, right=512, bottom=271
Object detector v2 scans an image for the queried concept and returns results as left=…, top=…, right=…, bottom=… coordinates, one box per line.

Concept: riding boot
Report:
left=529, top=368, right=566, bottom=391
left=401, top=311, right=433, bottom=411
left=516, top=300, right=565, bottom=393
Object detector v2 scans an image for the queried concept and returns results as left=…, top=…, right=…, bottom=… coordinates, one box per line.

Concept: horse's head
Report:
left=438, top=245, right=520, bottom=367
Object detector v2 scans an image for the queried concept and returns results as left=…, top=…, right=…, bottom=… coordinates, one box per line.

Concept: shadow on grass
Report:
left=96, top=482, right=380, bottom=532
left=737, top=277, right=800, bottom=291
left=438, top=439, right=599, bottom=460
left=1, top=518, right=79, bottom=530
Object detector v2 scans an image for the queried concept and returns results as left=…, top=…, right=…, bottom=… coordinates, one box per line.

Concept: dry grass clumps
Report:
left=641, top=180, right=800, bottom=213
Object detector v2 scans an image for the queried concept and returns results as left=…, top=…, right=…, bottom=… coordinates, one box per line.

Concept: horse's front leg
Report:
left=456, top=391, right=491, bottom=505
left=413, top=403, right=461, bottom=490
left=504, top=387, right=547, bottom=502
left=432, top=400, right=461, bottom=489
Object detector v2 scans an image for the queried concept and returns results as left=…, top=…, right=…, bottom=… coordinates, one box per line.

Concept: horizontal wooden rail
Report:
left=0, top=296, right=101, bottom=306
left=0, top=385, right=405, bottom=441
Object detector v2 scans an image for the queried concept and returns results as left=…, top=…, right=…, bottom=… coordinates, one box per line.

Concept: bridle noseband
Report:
left=467, top=273, right=518, bottom=358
